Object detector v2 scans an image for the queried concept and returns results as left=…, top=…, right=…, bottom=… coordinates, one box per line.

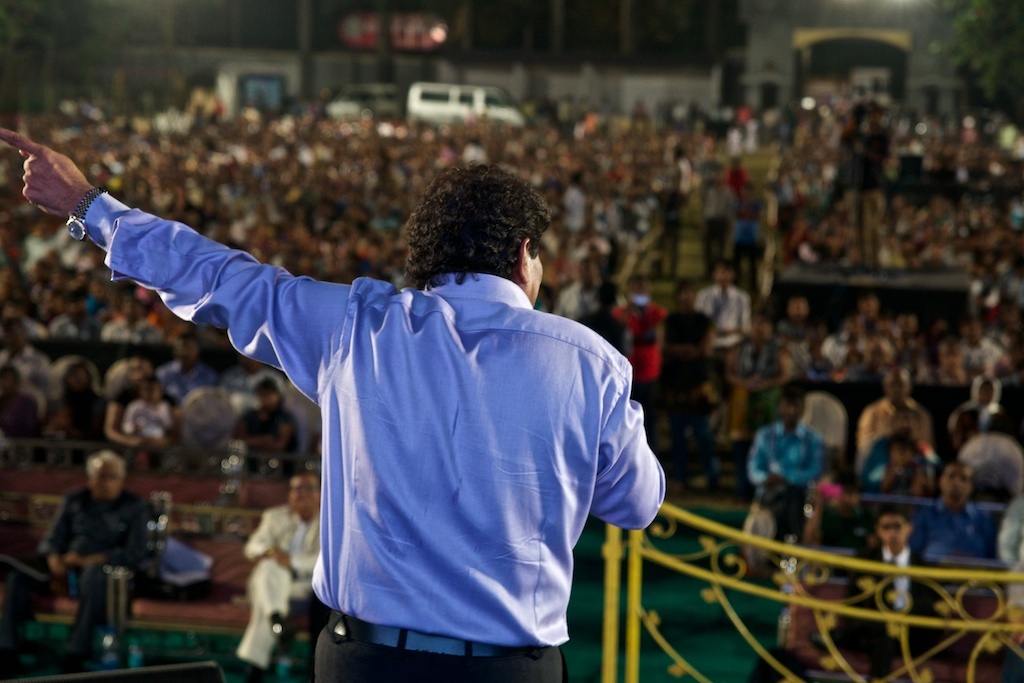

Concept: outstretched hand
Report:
left=0, top=128, right=94, bottom=217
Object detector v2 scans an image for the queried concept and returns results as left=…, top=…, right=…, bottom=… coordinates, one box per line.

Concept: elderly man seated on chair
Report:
left=238, top=472, right=323, bottom=683
left=0, top=450, right=148, bottom=674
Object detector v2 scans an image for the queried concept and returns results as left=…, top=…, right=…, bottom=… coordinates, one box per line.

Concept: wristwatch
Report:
left=65, top=187, right=107, bottom=241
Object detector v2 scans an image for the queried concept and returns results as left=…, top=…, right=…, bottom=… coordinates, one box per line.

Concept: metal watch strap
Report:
left=69, top=187, right=106, bottom=222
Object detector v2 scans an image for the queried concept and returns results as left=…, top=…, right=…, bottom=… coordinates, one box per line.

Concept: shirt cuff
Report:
left=84, top=192, right=132, bottom=251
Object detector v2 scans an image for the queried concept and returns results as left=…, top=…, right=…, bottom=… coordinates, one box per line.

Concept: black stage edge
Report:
left=773, top=264, right=971, bottom=328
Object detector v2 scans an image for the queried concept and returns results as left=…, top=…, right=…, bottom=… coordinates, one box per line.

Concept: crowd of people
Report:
left=4, top=95, right=1024, bottom=677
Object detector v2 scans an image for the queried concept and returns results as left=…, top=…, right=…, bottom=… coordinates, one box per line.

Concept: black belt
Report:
left=331, top=611, right=538, bottom=657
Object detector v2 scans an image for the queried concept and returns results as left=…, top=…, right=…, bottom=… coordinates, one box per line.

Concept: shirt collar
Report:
left=935, top=498, right=977, bottom=518
left=773, top=422, right=805, bottom=438
left=883, top=545, right=911, bottom=567
left=426, top=273, right=533, bottom=310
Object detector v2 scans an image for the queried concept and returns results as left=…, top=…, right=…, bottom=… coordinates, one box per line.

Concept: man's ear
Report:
left=512, top=238, right=531, bottom=286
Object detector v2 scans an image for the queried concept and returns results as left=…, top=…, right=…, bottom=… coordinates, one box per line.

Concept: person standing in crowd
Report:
left=727, top=311, right=791, bottom=502
left=841, top=102, right=889, bottom=270
left=580, top=280, right=632, bottom=356
left=0, top=451, right=148, bottom=674
left=700, top=175, right=734, bottom=280
left=1, top=130, right=665, bottom=683
left=731, top=182, right=763, bottom=292
left=695, top=259, right=751, bottom=355
left=617, top=275, right=667, bottom=418
left=238, top=473, right=324, bottom=683
left=662, top=280, right=718, bottom=494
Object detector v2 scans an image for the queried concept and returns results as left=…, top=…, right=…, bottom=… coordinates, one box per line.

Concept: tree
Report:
left=941, top=0, right=1024, bottom=101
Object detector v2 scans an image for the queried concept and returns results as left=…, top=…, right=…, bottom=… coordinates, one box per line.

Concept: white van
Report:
left=326, top=83, right=401, bottom=120
left=406, top=82, right=525, bottom=127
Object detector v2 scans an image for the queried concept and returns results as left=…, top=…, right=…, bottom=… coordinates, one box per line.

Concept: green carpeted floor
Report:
left=10, top=507, right=776, bottom=682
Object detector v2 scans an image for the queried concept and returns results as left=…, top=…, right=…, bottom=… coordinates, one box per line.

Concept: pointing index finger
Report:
left=0, top=128, right=45, bottom=156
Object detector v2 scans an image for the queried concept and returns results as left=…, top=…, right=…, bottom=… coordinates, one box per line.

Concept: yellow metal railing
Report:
left=602, top=502, right=1024, bottom=683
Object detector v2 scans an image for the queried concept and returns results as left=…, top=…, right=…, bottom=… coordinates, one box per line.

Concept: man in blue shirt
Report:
left=910, top=462, right=996, bottom=561
left=747, top=384, right=824, bottom=541
left=155, top=331, right=219, bottom=404
left=1, top=129, right=666, bottom=683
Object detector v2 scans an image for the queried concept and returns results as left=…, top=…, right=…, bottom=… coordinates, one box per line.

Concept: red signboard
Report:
left=338, top=12, right=448, bottom=52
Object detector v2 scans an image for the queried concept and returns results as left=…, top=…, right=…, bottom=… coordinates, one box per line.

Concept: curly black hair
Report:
left=404, top=164, right=551, bottom=289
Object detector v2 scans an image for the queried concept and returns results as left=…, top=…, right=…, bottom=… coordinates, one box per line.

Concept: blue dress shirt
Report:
left=910, top=499, right=996, bottom=560
left=87, top=194, right=665, bottom=647
left=746, top=422, right=825, bottom=490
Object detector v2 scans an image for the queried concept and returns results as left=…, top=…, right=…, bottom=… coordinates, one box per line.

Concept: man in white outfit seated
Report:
left=237, top=472, right=321, bottom=682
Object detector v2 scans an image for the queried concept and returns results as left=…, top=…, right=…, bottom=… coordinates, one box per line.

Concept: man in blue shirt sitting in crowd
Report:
left=747, top=383, right=825, bottom=542
left=910, top=461, right=996, bottom=561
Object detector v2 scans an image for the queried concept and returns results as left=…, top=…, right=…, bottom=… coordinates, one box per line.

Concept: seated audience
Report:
left=855, top=367, right=934, bottom=453
left=156, top=331, right=219, bottom=404
left=814, top=505, right=936, bottom=680
left=747, top=384, right=825, bottom=542
left=909, top=462, right=996, bottom=560
left=917, top=336, right=970, bottom=387
left=99, top=294, right=162, bottom=345
left=0, top=364, right=40, bottom=437
left=121, top=376, right=177, bottom=446
left=0, top=317, right=51, bottom=400
left=43, top=359, right=104, bottom=441
left=236, top=378, right=298, bottom=454
left=860, top=405, right=939, bottom=495
left=802, top=470, right=875, bottom=551
left=237, top=472, right=325, bottom=683
left=103, top=354, right=161, bottom=448
left=220, top=353, right=290, bottom=416
left=47, top=289, right=100, bottom=341
left=948, top=376, right=1013, bottom=453
left=876, top=434, right=931, bottom=497
left=0, top=451, right=148, bottom=674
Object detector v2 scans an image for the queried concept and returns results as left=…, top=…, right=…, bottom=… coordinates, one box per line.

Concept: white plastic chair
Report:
left=802, top=390, right=849, bottom=472
left=958, top=433, right=1024, bottom=500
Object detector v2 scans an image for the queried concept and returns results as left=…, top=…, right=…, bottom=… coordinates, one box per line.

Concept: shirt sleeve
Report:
left=90, top=195, right=347, bottom=400
left=909, top=508, right=928, bottom=555
left=788, top=432, right=825, bottom=486
left=591, top=378, right=665, bottom=530
left=998, top=498, right=1024, bottom=563
left=37, top=493, right=75, bottom=557
left=244, top=508, right=281, bottom=560
left=747, top=428, right=769, bottom=486
left=106, top=497, right=150, bottom=568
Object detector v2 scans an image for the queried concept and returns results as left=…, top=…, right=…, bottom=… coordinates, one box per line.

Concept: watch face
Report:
left=67, top=219, right=87, bottom=241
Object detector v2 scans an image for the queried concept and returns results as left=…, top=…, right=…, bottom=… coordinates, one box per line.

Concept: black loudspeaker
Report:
left=19, top=662, right=225, bottom=683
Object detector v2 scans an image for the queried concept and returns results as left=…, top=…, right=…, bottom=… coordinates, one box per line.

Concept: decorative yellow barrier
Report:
left=602, top=502, right=1024, bottom=683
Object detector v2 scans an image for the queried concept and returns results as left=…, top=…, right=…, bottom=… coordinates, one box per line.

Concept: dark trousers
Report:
left=732, top=243, right=761, bottom=291
left=669, top=413, right=718, bottom=490
left=0, top=563, right=108, bottom=656
left=733, top=439, right=754, bottom=501
left=308, top=593, right=332, bottom=680
left=842, top=618, right=934, bottom=679
left=315, top=613, right=566, bottom=683
left=703, top=218, right=729, bottom=278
